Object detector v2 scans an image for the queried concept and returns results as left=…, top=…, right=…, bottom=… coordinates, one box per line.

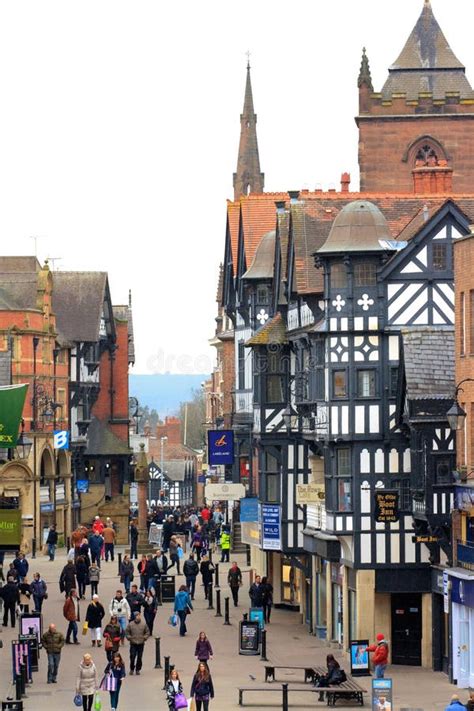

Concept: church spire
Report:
left=233, top=60, right=264, bottom=201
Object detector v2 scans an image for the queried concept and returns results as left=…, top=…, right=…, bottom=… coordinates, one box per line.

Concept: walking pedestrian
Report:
left=88, top=562, right=100, bottom=597
left=89, top=531, right=104, bottom=567
left=174, top=584, right=193, bottom=637
left=183, top=554, right=199, bottom=599
left=227, top=562, right=242, bottom=607
left=166, top=668, right=185, bottom=710
left=75, top=653, right=98, bottom=711
left=219, top=526, right=231, bottom=563
left=444, top=696, right=465, bottom=711
left=105, top=652, right=126, bottom=711
left=125, top=612, right=150, bottom=675
left=466, top=691, right=474, bottom=711
left=119, top=554, right=134, bottom=594
left=143, top=588, right=158, bottom=635
left=103, top=616, right=121, bottom=662
left=249, top=575, right=263, bottom=608
left=85, top=594, right=105, bottom=647
left=76, top=555, right=89, bottom=599
left=168, top=536, right=181, bottom=575
left=148, top=550, right=168, bottom=590
left=195, top=631, right=213, bottom=665
left=366, top=633, right=389, bottom=679
left=46, top=524, right=58, bottom=561
left=31, top=572, right=48, bottom=612
left=19, top=576, right=31, bottom=612
left=1, top=577, right=19, bottom=627
left=126, top=584, right=144, bottom=620
left=103, top=524, right=116, bottom=562
left=190, top=661, right=215, bottom=711
left=13, top=552, right=29, bottom=583
left=41, top=622, right=65, bottom=684
left=109, top=590, right=131, bottom=641
left=64, top=588, right=80, bottom=644
left=59, top=559, right=77, bottom=597
left=137, top=554, right=148, bottom=592
left=200, top=556, right=215, bottom=600
left=162, top=515, right=175, bottom=552
left=191, top=527, right=204, bottom=561
left=129, top=522, right=138, bottom=560
left=92, top=516, right=105, bottom=535
left=261, top=576, right=273, bottom=623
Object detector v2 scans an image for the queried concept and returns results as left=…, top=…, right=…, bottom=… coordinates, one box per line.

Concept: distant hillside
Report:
left=129, top=374, right=209, bottom=416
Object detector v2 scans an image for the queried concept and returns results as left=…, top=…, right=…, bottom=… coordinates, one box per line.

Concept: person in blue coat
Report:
left=445, top=695, right=466, bottom=711
left=174, top=585, right=193, bottom=637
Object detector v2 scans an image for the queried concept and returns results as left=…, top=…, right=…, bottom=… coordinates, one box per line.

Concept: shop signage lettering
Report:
left=372, top=678, right=393, bottom=709
left=295, top=483, right=325, bottom=504
left=207, top=429, right=234, bottom=465
left=0, top=509, right=21, bottom=549
left=259, top=503, right=281, bottom=551
left=414, top=535, right=439, bottom=543
left=374, top=491, right=399, bottom=523
left=0, top=384, right=28, bottom=447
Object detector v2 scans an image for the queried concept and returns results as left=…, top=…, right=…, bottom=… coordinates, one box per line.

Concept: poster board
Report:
left=249, top=607, right=265, bottom=630
left=239, top=620, right=260, bottom=655
left=19, top=613, right=42, bottom=640
left=349, top=639, right=370, bottom=676
left=372, top=678, right=393, bottom=710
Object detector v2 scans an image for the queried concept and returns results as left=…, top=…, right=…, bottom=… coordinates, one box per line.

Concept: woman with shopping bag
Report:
left=190, top=662, right=215, bottom=711
left=166, top=668, right=187, bottom=710
left=102, top=652, right=126, bottom=711
left=75, top=653, right=98, bottom=711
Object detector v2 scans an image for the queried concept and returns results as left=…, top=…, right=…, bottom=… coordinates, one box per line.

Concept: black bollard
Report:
left=32, top=538, right=36, bottom=559
left=15, top=674, right=22, bottom=701
left=261, top=629, right=268, bottom=661
left=19, top=664, right=27, bottom=698
left=282, top=683, right=289, bottom=711
left=154, top=637, right=162, bottom=669
left=214, top=563, right=220, bottom=588
left=224, top=596, right=231, bottom=625
left=242, top=613, right=248, bottom=621
left=66, top=536, right=71, bottom=551
left=215, top=589, right=222, bottom=617
left=117, top=552, right=122, bottom=576
left=163, top=656, right=171, bottom=689
left=246, top=545, right=251, bottom=566
left=156, top=579, right=163, bottom=606
left=209, top=548, right=213, bottom=563
left=207, top=583, right=214, bottom=610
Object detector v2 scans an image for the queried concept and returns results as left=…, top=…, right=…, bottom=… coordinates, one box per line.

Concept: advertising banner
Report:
left=208, top=430, right=234, bottom=465
left=372, top=678, right=393, bottom=710
left=296, top=483, right=325, bottom=505
left=260, top=503, right=281, bottom=551
left=0, top=509, right=22, bottom=550
left=240, top=497, right=259, bottom=522
left=349, top=639, right=370, bottom=676
left=0, top=384, right=28, bottom=446
left=239, top=620, right=260, bottom=655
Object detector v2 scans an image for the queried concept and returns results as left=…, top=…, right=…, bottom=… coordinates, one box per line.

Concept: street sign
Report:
left=53, top=430, right=69, bottom=450
left=372, top=678, right=393, bottom=710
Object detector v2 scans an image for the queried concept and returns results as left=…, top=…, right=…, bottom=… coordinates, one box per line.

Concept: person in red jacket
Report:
left=366, top=633, right=389, bottom=678
left=92, top=516, right=105, bottom=535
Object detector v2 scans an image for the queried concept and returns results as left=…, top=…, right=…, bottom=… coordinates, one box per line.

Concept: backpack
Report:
left=330, top=668, right=347, bottom=685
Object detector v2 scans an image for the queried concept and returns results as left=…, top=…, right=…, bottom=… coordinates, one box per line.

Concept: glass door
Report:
left=458, top=606, right=470, bottom=688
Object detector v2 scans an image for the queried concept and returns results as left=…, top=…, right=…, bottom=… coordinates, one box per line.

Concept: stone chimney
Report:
left=156, top=416, right=182, bottom=445
left=341, top=172, right=351, bottom=193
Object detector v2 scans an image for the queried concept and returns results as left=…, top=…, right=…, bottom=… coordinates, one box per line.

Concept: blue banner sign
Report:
left=240, top=497, right=259, bottom=523
left=451, top=575, right=474, bottom=607
left=208, top=430, right=234, bottom=465
left=260, top=503, right=281, bottom=551
left=372, top=678, right=392, bottom=710
left=53, top=430, right=69, bottom=450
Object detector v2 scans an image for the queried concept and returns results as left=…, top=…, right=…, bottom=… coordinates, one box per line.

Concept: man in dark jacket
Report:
left=126, top=585, right=145, bottom=620
left=89, top=531, right=104, bottom=567
left=183, top=554, right=199, bottom=599
left=162, top=516, right=175, bottom=552
left=13, top=552, right=29, bottom=583
left=249, top=575, right=263, bottom=607
left=46, top=524, right=58, bottom=561
left=149, top=550, right=168, bottom=590
left=228, top=561, right=243, bottom=606
left=1, top=578, right=19, bottom=627
left=125, top=612, right=150, bottom=674
left=41, top=623, right=65, bottom=683
left=59, top=560, right=76, bottom=597
left=129, top=522, right=139, bottom=559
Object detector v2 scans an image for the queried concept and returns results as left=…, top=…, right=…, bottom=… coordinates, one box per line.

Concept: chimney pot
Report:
left=340, top=172, right=351, bottom=193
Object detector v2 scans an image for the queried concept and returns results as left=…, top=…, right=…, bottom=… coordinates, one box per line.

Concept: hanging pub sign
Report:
left=374, top=491, right=399, bottom=523
left=239, top=620, right=260, bottom=655
left=0, top=384, right=28, bottom=446
left=208, top=430, right=234, bottom=466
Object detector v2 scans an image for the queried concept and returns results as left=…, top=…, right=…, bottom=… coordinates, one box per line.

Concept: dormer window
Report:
left=354, top=263, right=377, bottom=286
left=331, top=263, right=347, bottom=289
left=432, top=242, right=449, bottom=271
left=257, top=286, right=269, bottom=305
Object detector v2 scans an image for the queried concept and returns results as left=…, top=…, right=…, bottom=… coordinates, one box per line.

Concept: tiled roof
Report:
left=401, top=327, right=455, bottom=399
left=240, top=193, right=287, bottom=265
left=52, top=272, right=108, bottom=343
left=246, top=312, right=288, bottom=346
left=85, top=416, right=131, bottom=456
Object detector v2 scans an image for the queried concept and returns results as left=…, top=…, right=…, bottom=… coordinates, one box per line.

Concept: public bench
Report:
left=308, top=665, right=366, bottom=707
left=264, top=664, right=316, bottom=683
left=238, top=684, right=317, bottom=707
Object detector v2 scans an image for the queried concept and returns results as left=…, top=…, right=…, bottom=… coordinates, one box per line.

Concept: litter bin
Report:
left=160, top=575, right=176, bottom=603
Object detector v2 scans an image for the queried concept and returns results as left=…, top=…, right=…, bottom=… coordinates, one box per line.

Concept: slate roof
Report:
left=52, top=272, right=108, bottom=343
left=85, top=416, right=131, bottom=456
left=401, top=327, right=454, bottom=399
left=246, top=312, right=288, bottom=346
left=381, top=1, right=474, bottom=100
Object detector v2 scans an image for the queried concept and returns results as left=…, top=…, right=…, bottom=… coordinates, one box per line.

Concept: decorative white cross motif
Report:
left=332, top=295, right=346, bottom=312
left=357, top=293, right=374, bottom=311
left=256, top=309, right=269, bottom=325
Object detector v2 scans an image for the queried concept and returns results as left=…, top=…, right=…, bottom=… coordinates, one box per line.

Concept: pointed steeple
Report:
left=381, top=0, right=473, bottom=100
left=233, top=61, right=264, bottom=201
left=358, top=48, right=373, bottom=91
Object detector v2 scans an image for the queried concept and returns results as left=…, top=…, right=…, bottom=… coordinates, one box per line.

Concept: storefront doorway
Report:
left=391, top=593, right=422, bottom=665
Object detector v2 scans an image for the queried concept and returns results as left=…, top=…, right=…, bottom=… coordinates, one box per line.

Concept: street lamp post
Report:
left=134, top=443, right=149, bottom=551
left=446, top=378, right=474, bottom=430
left=160, top=436, right=168, bottom=502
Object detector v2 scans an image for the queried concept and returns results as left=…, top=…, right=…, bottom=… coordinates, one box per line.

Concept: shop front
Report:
left=303, top=527, right=341, bottom=639
left=449, top=571, right=474, bottom=688
left=331, top=562, right=344, bottom=644
left=432, top=567, right=449, bottom=674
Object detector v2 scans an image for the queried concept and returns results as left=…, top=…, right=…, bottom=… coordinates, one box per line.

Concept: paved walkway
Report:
left=0, top=547, right=463, bottom=709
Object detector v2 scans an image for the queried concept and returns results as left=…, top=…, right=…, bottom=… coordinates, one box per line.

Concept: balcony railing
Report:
left=457, top=540, right=474, bottom=570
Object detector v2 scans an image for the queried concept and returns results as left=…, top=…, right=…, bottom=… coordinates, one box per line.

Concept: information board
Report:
left=19, top=613, right=42, bottom=639
left=374, top=491, right=399, bottom=523
left=349, top=639, right=370, bottom=676
left=18, top=634, right=39, bottom=672
left=239, top=620, right=260, bottom=655
left=260, top=504, right=281, bottom=551
left=372, top=678, right=393, bottom=710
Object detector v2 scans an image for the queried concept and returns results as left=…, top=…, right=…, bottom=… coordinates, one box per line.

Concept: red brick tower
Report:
left=357, top=0, right=474, bottom=194
left=233, top=61, right=264, bottom=200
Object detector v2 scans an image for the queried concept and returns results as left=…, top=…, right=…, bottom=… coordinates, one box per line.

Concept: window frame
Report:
left=331, top=262, right=348, bottom=289
left=354, top=262, right=377, bottom=287
left=332, top=369, right=348, bottom=399
left=432, top=242, right=448, bottom=271
left=356, top=368, right=377, bottom=398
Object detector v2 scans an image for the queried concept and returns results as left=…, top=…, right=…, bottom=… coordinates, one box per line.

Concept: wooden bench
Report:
left=312, top=666, right=366, bottom=707
left=264, top=664, right=316, bottom=683
left=238, top=684, right=317, bottom=707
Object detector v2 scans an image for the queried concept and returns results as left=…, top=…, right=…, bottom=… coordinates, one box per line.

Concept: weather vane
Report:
left=246, top=50, right=251, bottom=69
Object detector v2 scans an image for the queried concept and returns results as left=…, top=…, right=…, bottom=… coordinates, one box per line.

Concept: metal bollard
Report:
left=243, top=613, right=248, bottom=621
left=32, top=539, right=36, bottom=559
left=66, top=536, right=71, bottom=551
left=214, top=563, right=220, bottom=588
left=246, top=545, right=251, bottom=566
left=154, top=637, right=162, bottom=669
left=282, top=683, right=289, bottom=711
left=209, top=548, right=213, bottom=563
left=156, top=579, right=163, bottom=606
left=207, top=583, right=214, bottom=610
left=20, top=664, right=27, bottom=698
left=261, top=629, right=268, bottom=661
left=224, top=596, right=231, bottom=625
left=15, top=674, right=22, bottom=701
left=117, top=552, right=122, bottom=576
left=163, top=656, right=171, bottom=689
left=215, top=589, right=222, bottom=617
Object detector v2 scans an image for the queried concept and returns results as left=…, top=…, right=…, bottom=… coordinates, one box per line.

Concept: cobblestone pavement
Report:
left=0, top=548, right=461, bottom=709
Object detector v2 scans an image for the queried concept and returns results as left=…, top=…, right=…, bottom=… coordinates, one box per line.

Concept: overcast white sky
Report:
left=0, top=0, right=471, bottom=374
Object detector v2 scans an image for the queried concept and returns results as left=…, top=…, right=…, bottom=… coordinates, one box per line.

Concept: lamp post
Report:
left=160, top=436, right=167, bottom=502
left=446, top=378, right=474, bottom=430
left=134, top=443, right=149, bottom=551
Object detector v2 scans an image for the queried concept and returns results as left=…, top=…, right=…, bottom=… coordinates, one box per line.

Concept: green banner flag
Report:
left=0, top=384, right=28, bottom=446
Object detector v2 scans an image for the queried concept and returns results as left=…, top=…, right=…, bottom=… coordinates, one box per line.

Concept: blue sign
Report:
left=76, top=479, right=90, bottom=494
left=451, top=575, right=474, bottom=607
left=260, top=503, right=281, bottom=551
left=208, top=430, right=234, bottom=465
left=53, top=430, right=69, bottom=450
left=240, top=497, right=259, bottom=523
left=249, top=607, right=265, bottom=630
left=372, top=678, right=392, bottom=709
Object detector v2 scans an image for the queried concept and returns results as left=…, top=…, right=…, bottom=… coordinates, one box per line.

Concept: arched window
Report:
left=404, top=135, right=449, bottom=168
left=415, top=144, right=439, bottom=167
